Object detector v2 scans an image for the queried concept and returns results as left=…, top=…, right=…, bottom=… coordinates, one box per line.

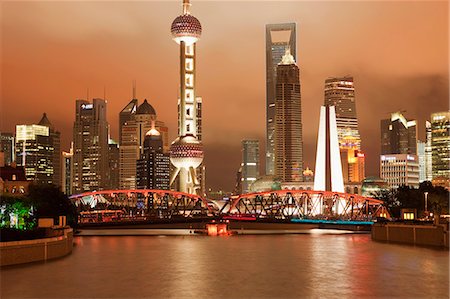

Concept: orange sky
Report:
left=1, top=0, right=448, bottom=190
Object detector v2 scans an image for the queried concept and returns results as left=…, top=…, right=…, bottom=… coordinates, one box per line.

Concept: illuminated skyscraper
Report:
left=169, top=0, right=204, bottom=195
left=136, top=126, right=170, bottom=190
left=73, top=99, right=109, bottom=193
left=274, top=49, right=303, bottom=182
left=425, top=121, right=433, bottom=181
left=15, top=113, right=60, bottom=185
left=241, top=140, right=260, bottom=194
left=62, top=144, right=73, bottom=195
left=431, top=111, right=450, bottom=181
left=381, top=112, right=417, bottom=155
left=108, top=140, right=120, bottom=190
left=265, top=23, right=296, bottom=176
left=324, top=77, right=361, bottom=149
left=119, top=99, right=169, bottom=190
left=324, top=77, right=365, bottom=183
left=119, top=98, right=138, bottom=144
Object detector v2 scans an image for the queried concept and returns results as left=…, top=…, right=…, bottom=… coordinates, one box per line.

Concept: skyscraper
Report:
left=15, top=113, right=60, bottom=185
left=119, top=98, right=138, bottom=144
left=417, top=140, right=426, bottom=182
left=274, top=49, right=303, bottom=183
left=324, top=77, right=365, bottom=183
left=324, top=77, right=361, bottom=149
left=380, top=154, right=419, bottom=189
left=62, top=144, right=73, bottom=195
left=431, top=111, right=450, bottom=181
left=108, top=140, right=120, bottom=190
left=265, top=23, right=296, bottom=176
left=73, top=98, right=109, bottom=193
left=169, top=0, right=204, bottom=195
left=0, top=133, right=15, bottom=165
left=241, top=140, right=260, bottom=194
left=119, top=99, right=168, bottom=190
left=136, top=126, right=170, bottom=190
left=381, top=112, right=417, bottom=155
left=425, top=121, right=433, bottom=181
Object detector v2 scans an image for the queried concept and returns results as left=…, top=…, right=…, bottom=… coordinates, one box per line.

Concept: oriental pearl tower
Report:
left=169, top=0, right=204, bottom=195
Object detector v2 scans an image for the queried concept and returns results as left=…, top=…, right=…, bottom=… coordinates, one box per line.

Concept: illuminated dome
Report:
left=171, top=14, right=202, bottom=44
left=170, top=135, right=203, bottom=169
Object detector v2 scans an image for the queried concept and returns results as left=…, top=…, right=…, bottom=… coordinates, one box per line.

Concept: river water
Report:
left=1, top=233, right=449, bottom=298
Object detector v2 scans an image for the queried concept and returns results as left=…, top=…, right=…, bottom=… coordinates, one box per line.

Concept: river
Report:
left=1, top=233, right=448, bottom=298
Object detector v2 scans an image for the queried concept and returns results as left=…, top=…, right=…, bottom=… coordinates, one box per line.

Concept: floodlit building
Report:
left=73, top=99, right=109, bottom=193
left=241, top=140, right=260, bottom=194
left=136, top=126, right=170, bottom=190
left=15, top=113, right=60, bottom=185
left=169, top=0, right=204, bottom=195
left=274, top=48, right=303, bottom=182
left=62, top=144, right=73, bottom=195
left=425, top=121, right=433, bottom=181
left=431, top=111, right=450, bottom=183
left=380, top=154, right=419, bottom=189
left=417, top=140, right=426, bottom=182
left=265, top=22, right=296, bottom=176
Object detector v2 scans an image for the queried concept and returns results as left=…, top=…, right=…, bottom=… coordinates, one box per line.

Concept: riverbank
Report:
left=372, top=222, right=449, bottom=248
left=0, top=227, right=73, bottom=267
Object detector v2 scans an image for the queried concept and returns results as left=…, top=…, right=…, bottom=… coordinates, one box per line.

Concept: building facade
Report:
left=265, top=23, right=296, bottom=176
left=61, top=144, right=73, bottom=195
left=425, top=121, right=433, bottom=181
left=274, top=49, right=303, bottom=183
left=73, top=99, right=109, bottom=193
left=108, top=141, right=120, bottom=190
left=136, top=128, right=170, bottom=190
left=431, top=111, right=450, bottom=182
left=15, top=114, right=60, bottom=185
left=380, top=154, right=419, bottom=189
left=381, top=112, right=417, bottom=155
left=241, top=140, right=260, bottom=194
left=324, top=77, right=365, bottom=183
left=0, top=133, right=15, bottom=165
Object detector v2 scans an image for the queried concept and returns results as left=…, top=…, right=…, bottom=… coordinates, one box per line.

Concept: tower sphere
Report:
left=170, top=135, right=204, bottom=169
left=171, top=14, right=202, bottom=45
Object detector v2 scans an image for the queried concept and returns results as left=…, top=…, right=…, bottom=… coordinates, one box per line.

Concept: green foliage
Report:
left=1, top=184, right=78, bottom=230
left=372, top=181, right=449, bottom=218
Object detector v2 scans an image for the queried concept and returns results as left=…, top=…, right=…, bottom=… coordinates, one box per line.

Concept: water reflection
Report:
left=1, top=234, right=448, bottom=298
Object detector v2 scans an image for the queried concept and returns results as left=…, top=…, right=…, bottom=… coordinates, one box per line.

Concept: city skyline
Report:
left=1, top=1, right=448, bottom=190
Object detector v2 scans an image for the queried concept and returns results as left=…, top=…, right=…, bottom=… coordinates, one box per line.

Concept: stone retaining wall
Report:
left=1, top=228, right=73, bottom=266
left=372, top=223, right=449, bottom=248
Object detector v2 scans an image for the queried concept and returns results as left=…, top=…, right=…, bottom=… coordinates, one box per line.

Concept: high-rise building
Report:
left=0, top=133, right=15, bottom=165
left=38, top=113, right=61, bottom=187
left=73, top=98, right=109, bottom=193
left=62, top=144, right=73, bottom=195
left=324, top=77, right=365, bottom=183
left=380, top=154, right=419, bottom=189
left=169, top=0, right=204, bottom=195
left=431, top=111, right=450, bottom=182
left=425, top=121, right=433, bottom=181
left=417, top=140, right=426, bottom=182
left=108, top=140, right=120, bottom=190
left=119, top=99, right=168, bottom=190
left=324, top=77, right=361, bottom=149
left=15, top=113, right=60, bottom=185
left=241, top=140, right=260, bottom=194
left=265, top=23, right=296, bottom=176
left=274, top=49, right=303, bottom=183
left=381, top=112, right=417, bottom=155
left=119, top=98, right=138, bottom=144
left=136, top=126, right=170, bottom=190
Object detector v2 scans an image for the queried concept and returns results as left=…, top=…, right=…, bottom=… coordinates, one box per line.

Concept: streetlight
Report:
left=424, top=191, right=429, bottom=217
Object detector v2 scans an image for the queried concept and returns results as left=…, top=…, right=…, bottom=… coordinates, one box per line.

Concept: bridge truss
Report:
left=221, top=190, right=390, bottom=221
left=70, top=189, right=215, bottom=219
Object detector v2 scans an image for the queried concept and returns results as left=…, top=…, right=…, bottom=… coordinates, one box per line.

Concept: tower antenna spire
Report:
left=132, top=80, right=137, bottom=99
left=183, top=0, right=191, bottom=14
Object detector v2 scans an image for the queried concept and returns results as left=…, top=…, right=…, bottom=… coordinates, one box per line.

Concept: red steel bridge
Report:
left=70, top=189, right=389, bottom=223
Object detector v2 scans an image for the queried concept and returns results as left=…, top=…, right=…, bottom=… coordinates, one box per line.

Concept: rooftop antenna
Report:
left=104, top=86, right=106, bottom=100
left=86, top=88, right=89, bottom=101
left=132, top=80, right=137, bottom=99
